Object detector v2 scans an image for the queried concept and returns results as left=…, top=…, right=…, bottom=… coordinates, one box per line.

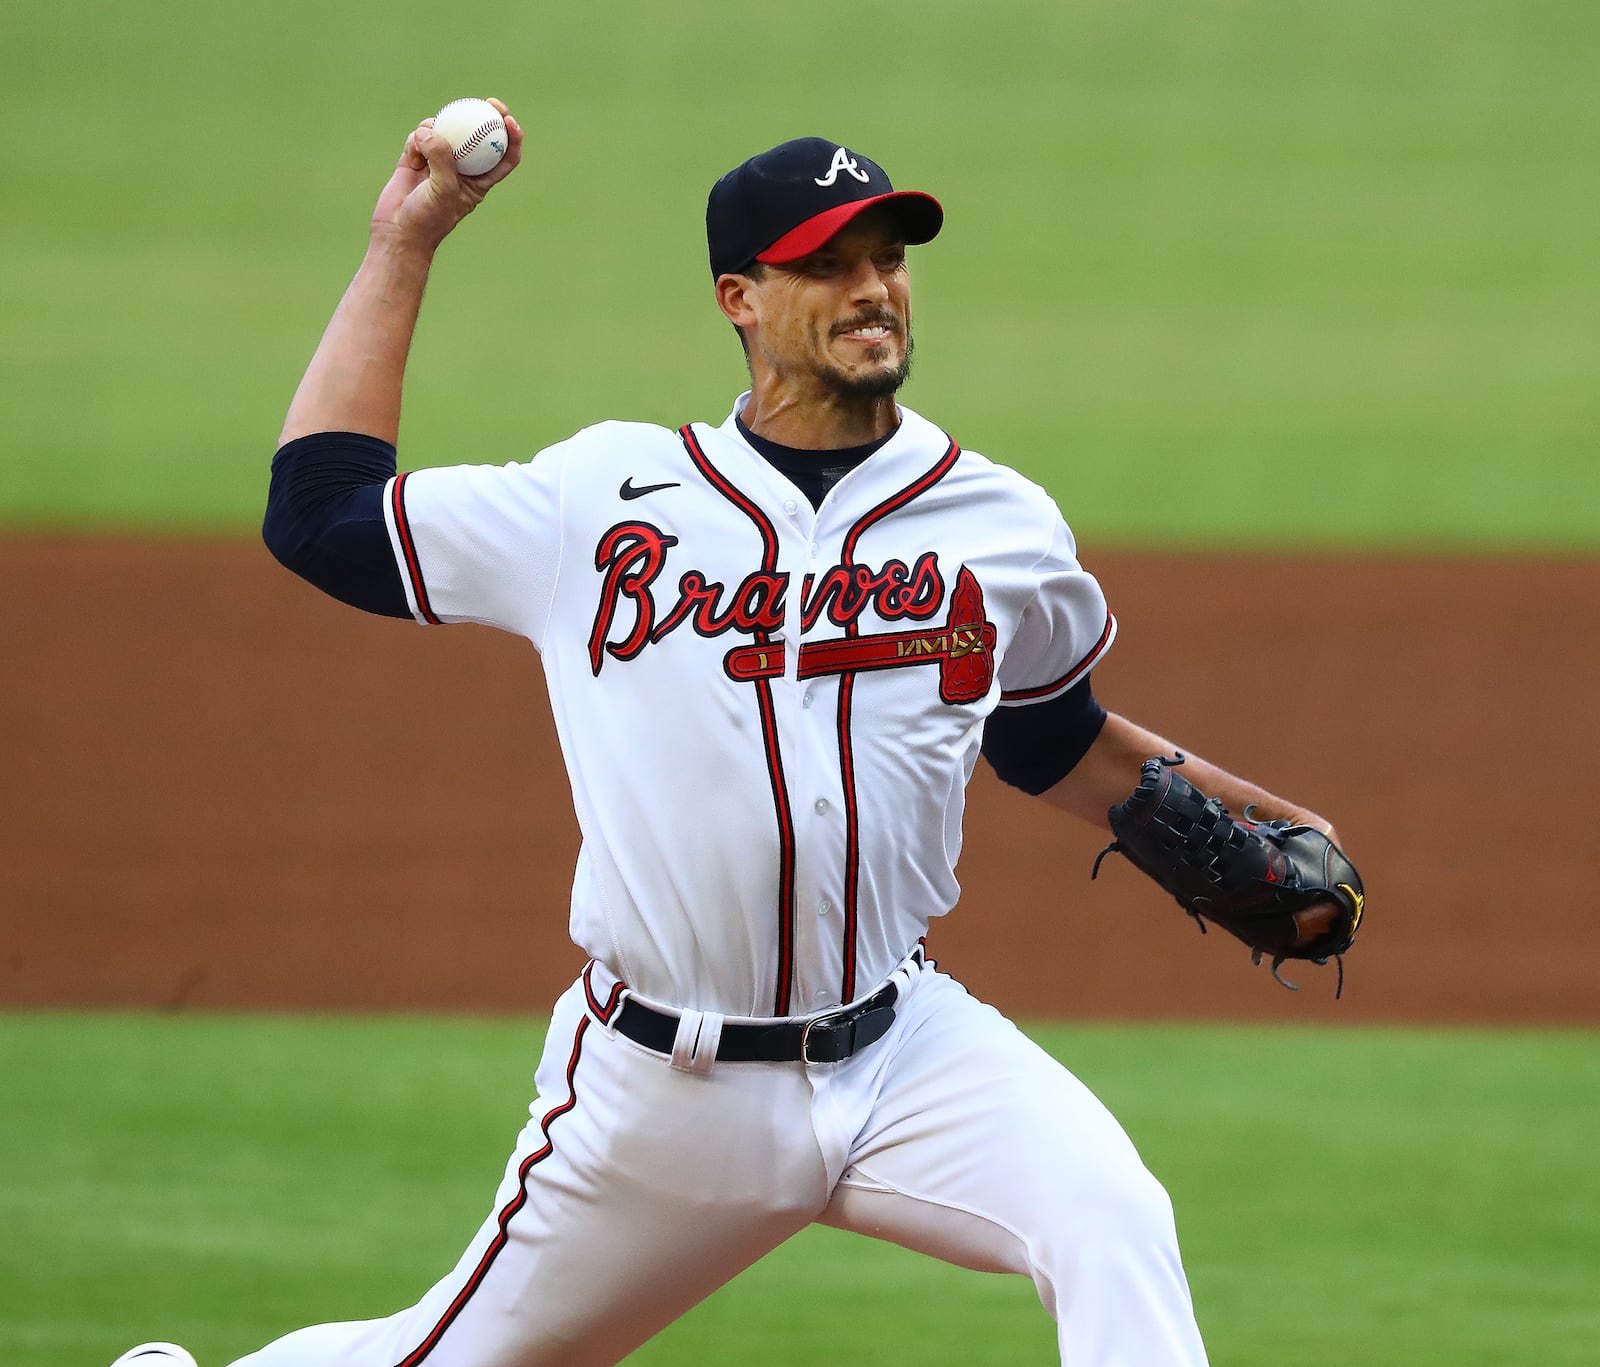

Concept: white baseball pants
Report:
left=230, top=957, right=1207, bottom=1366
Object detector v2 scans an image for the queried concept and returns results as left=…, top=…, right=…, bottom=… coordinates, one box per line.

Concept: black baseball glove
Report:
left=1091, top=754, right=1365, bottom=995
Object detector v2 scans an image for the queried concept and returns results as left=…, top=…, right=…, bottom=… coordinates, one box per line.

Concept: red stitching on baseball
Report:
left=457, top=122, right=498, bottom=157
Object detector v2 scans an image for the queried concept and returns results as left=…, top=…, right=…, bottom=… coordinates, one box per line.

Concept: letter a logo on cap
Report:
left=815, top=147, right=872, bottom=187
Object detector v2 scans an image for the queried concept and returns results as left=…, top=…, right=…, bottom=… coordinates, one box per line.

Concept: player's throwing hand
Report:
left=370, top=97, right=522, bottom=250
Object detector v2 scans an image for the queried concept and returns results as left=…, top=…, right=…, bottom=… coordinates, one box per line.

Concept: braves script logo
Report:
left=588, top=522, right=995, bottom=703
left=815, top=147, right=872, bottom=187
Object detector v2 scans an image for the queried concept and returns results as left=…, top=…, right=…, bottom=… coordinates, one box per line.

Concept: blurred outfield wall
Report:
left=0, top=0, right=1595, bottom=546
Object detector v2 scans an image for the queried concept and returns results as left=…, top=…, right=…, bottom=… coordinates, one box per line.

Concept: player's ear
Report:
left=715, top=272, right=761, bottom=331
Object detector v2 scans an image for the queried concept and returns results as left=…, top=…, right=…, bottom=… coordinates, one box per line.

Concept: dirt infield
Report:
left=3, top=537, right=1595, bottom=1025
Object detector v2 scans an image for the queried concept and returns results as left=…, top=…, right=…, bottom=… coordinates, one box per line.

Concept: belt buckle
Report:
left=799, top=1008, right=850, bottom=1064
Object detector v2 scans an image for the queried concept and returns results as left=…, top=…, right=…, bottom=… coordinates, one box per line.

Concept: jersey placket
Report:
left=778, top=512, right=854, bottom=1017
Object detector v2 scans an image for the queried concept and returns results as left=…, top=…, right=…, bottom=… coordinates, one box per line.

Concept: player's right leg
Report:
left=225, top=976, right=831, bottom=1367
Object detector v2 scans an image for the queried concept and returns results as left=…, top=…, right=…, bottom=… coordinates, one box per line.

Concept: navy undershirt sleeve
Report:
left=262, top=432, right=410, bottom=619
left=981, top=677, right=1108, bottom=795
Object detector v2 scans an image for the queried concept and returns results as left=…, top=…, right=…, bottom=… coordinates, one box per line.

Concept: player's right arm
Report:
left=264, top=103, right=523, bottom=619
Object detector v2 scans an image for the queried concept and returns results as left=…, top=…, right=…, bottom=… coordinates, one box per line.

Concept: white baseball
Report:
left=432, top=98, right=508, bottom=177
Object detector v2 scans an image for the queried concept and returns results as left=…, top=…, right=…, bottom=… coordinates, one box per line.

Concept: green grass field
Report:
left=3, top=1013, right=1597, bottom=1367
left=2, top=0, right=1596, bottom=546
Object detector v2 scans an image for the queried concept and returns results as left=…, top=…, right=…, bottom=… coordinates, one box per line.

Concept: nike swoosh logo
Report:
left=620, top=477, right=681, bottom=501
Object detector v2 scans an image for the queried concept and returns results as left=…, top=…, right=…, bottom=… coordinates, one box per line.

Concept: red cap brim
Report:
left=756, top=191, right=944, bottom=265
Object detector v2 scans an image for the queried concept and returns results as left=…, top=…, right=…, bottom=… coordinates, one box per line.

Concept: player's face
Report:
left=748, top=211, right=913, bottom=400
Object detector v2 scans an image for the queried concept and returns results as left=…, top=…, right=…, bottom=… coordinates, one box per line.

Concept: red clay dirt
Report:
left=3, top=537, right=1595, bottom=1025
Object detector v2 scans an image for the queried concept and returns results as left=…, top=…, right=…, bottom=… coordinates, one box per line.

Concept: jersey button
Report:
left=801, top=691, right=814, bottom=709
left=813, top=798, right=830, bottom=815
left=809, top=543, right=820, bottom=558
left=818, top=898, right=833, bottom=916
left=783, top=499, right=799, bottom=516
left=813, top=989, right=831, bottom=1007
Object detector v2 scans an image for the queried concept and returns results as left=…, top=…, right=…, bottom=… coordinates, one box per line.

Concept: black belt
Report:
left=613, top=980, right=899, bottom=1064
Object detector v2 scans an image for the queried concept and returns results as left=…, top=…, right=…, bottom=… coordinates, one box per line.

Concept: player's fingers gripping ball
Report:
left=433, top=98, right=509, bottom=176
left=1092, top=754, right=1366, bottom=995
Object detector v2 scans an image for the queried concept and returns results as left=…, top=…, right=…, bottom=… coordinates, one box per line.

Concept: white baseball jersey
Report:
left=382, top=398, right=1116, bottom=1019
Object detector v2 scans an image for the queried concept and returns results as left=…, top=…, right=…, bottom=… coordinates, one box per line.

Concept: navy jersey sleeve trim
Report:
left=388, top=471, right=441, bottom=624
left=981, top=676, right=1107, bottom=795
left=262, top=431, right=411, bottom=619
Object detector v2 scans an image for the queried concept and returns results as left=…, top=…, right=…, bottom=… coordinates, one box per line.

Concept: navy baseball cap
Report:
left=706, top=137, right=943, bottom=278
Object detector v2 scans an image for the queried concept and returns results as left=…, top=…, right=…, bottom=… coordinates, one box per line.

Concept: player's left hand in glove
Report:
left=1091, top=754, right=1365, bottom=995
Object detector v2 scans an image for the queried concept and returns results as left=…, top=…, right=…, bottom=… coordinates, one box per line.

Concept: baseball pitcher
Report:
left=112, top=103, right=1362, bottom=1367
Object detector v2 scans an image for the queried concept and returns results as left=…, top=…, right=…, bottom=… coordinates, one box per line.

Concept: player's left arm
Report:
left=1037, top=710, right=1340, bottom=845
left=985, top=497, right=1357, bottom=959
left=986, top=698, right=1358, bottom=961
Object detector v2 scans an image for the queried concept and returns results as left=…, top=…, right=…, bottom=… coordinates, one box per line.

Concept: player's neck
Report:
left=739, top=382, right=898, bottom=451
